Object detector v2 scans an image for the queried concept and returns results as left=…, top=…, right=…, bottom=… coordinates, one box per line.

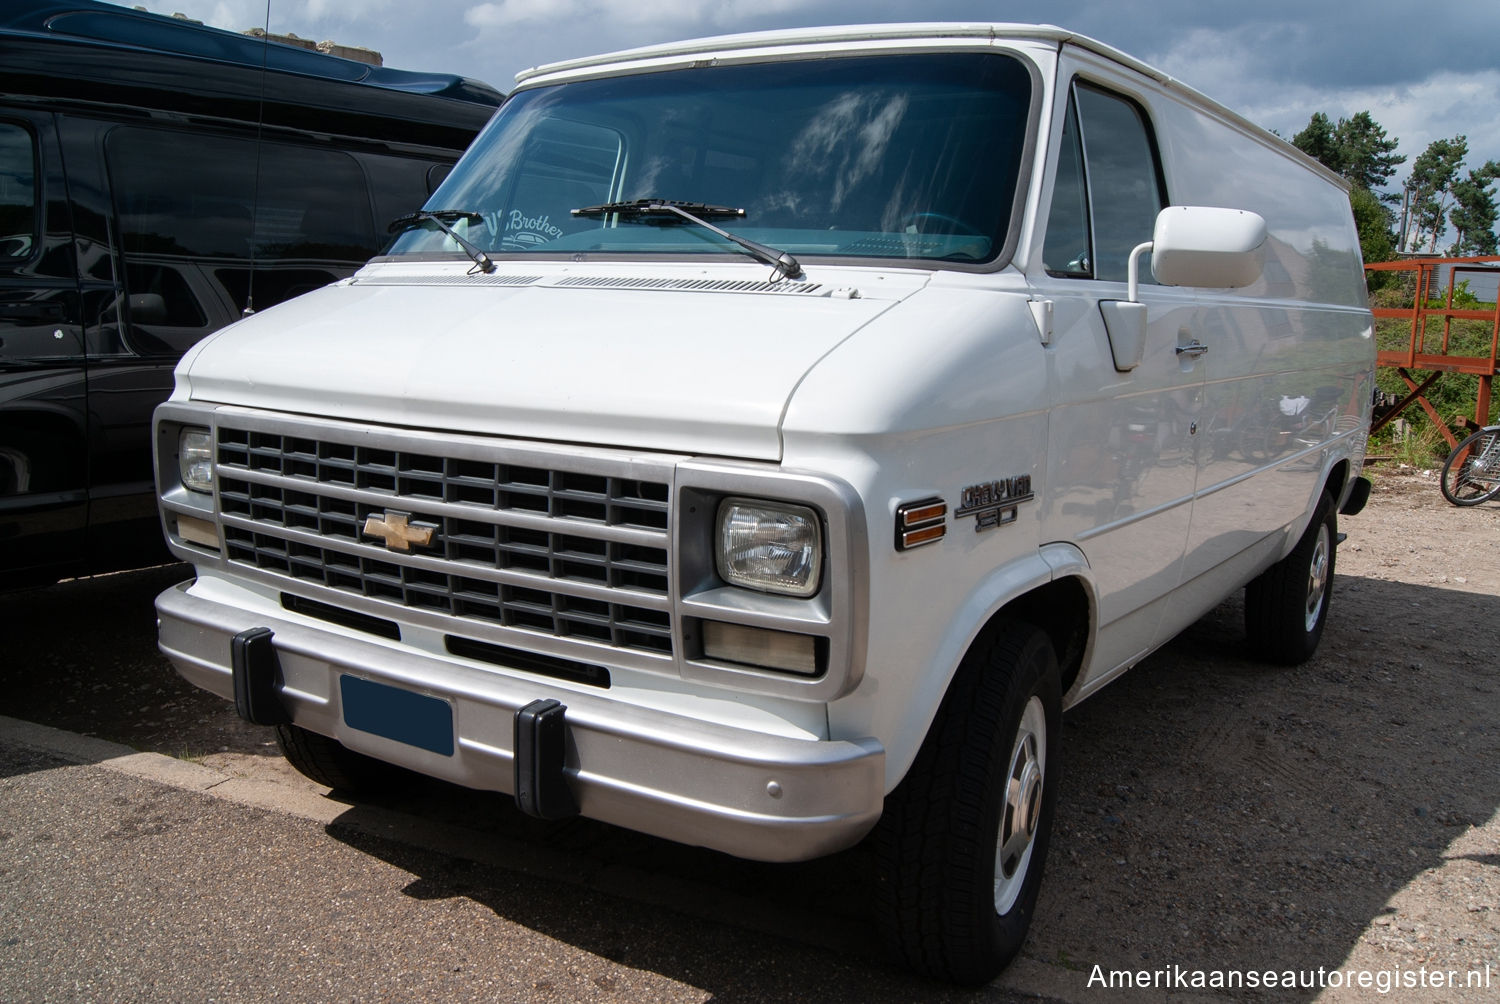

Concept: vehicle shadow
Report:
left=0, top=563, right=272, bottom=760
left=1028, top=574, right=1499, bottom=990
left=316, top=572, right=1499, bottom=999
left=322, top=811, right=938, bottom=1002
left=8, top=562, right=1495, bottom=997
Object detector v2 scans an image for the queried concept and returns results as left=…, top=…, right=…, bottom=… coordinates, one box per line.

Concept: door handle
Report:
left=1175, top=341, right=1209, bottom=358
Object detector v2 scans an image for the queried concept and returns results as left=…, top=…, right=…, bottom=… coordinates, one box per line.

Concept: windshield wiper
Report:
left=388, top=210, right=495, bottom=274
left=571, top=199, right=803, bottom=280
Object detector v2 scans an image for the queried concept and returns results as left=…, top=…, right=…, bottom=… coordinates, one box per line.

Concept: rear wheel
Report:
left=873, top=620, right=1061, bottom=985
left=1245, top=491, right=1336, bottom=665
left=274, top=723, right=407, bottom=794
left=1440, top=428, right=1500, bottom=506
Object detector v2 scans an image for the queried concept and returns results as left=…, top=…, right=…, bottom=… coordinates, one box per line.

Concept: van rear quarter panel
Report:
left=1041, top=53, right=1373, bottom=692
left=1145, top=80, right=1374, bottom=608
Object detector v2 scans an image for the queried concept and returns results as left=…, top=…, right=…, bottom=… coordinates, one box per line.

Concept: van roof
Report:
left=514, top=23, right=1123, bottom=86
left=0, top=0, right=502, bottom=106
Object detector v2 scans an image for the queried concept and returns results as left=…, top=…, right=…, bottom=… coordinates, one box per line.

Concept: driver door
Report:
left=1036, top=74, right=1206, bottom=681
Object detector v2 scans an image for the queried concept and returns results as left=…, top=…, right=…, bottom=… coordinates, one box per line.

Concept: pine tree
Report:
left=1400, top=137, right=1468, bottom=253
left=1448, top=161, right=1500, bottom=255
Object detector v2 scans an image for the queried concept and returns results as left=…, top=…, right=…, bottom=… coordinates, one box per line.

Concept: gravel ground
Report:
left=2, top=467, right=1497, bottom=1000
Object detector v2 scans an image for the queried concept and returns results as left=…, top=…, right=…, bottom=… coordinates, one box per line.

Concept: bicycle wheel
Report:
left=1440, top=428, right=1500, bottom=506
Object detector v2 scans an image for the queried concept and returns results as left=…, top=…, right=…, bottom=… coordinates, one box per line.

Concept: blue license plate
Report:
left=340, top=675, right=454, bottom=756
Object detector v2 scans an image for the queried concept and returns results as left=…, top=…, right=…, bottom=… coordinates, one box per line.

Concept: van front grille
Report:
left=214, top=424, right=674, bottom=657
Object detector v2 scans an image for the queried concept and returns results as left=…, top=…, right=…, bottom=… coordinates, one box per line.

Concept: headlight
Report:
left=716, top=498, right=822, bottom=597
left=178, top=427, right=213, bottom=493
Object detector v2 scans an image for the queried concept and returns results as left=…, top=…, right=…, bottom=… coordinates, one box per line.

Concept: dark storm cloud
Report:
left=129, top=0, right=1500, bottom=169
left=1051, top=0, right=1500, bottom=90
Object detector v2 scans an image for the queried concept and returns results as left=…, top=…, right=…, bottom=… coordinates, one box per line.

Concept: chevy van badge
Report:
left=361, top=511, right=436, bottom=552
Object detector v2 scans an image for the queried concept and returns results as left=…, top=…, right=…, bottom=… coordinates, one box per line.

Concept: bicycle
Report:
left=1439, top=424, right=1500, bottom=506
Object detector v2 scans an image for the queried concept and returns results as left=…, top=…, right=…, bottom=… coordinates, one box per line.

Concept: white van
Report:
left=153, top=24, right=1374, bottom=984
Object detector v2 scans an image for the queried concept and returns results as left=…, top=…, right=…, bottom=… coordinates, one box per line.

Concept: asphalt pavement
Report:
left=0, top=565, right=1066, bottom=1002
left=5, top=517, right=1498, bottom=1002
left=0, top=716, right=1057, bottom=1003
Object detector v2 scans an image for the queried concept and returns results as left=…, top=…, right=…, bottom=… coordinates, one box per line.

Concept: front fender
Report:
left=830, top=541, right=1097, bottom=792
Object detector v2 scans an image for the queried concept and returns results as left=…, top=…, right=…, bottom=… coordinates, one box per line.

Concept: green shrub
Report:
left=1373, top=278, right=1498, bottom=445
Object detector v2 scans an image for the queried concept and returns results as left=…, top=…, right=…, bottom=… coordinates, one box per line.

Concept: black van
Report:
left=0, top=1, right=500, bottom=586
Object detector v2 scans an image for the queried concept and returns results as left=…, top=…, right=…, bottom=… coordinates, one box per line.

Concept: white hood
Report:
left=179, top=268, right=915, bottom=461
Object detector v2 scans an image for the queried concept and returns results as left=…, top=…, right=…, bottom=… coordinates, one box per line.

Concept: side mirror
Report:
left=1149, top=206, right=1267, bottom=290
left=128, top=292, right=168, bottom=324
left=1104, top=207, right=1266, bottom=373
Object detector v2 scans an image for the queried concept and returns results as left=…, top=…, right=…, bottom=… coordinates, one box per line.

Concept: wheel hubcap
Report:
left=1304, top=525, right=1329, bottom=632
left=995, top=696, right=1046, bottom=915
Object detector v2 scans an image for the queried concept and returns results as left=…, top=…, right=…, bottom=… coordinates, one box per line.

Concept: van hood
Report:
left=178, top=270, right=912, bottom=461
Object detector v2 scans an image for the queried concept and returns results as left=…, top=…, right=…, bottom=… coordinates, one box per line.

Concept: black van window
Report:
left=106, top=128, right=376, bottom=261
left=0, top=123, right=38, bottom=261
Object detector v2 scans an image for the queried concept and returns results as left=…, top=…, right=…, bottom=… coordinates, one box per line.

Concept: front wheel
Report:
left=274, top=723, right=409, bottom=794
left=1440, top=428, right=1500, bottom=506
left=1245, top=491, right=1336, bottom=665
left=872, top=620, right=1061, bottom=985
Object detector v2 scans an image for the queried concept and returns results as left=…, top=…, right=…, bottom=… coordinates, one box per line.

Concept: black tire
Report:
left=1245, top=491, right=1336, bottom=665
left=1440, top=428, right=1500, bottom=506
left=274, top=723, right=406, bottom=794
left=872, top=620, right=1061, bottom=986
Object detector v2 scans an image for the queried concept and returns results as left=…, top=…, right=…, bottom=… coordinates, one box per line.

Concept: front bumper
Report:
left=156, top=579, right=885, bottom=862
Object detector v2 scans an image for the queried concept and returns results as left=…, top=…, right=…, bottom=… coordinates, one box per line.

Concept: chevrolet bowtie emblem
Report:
left=361, top=510, right=436, bottom=552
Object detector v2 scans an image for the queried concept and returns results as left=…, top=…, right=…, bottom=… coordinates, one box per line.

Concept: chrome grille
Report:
left=215, top=426, right=673, bottom=656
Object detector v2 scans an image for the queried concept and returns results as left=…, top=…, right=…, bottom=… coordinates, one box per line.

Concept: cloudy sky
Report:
left=115, top=0, right=1500, bottom=193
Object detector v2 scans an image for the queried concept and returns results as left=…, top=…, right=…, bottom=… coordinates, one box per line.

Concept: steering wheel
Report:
left=899, top=211, right=984, bottom=236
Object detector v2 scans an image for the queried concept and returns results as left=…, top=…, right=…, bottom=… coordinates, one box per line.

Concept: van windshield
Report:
left=386, top=52, right=1033, bottom=267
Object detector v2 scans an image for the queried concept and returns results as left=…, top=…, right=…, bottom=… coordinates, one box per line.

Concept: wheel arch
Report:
left=1322, top=457, right=1351, bottom=514
left=1268, top=455, right=1352, bottom=568
left=870, top=544, right=1097, bottom=791
left=961, top=543, right=1096, bottom=710
left=998, top=573, right=1092, bottom=703
left=0, top=403, right=88, bottom=492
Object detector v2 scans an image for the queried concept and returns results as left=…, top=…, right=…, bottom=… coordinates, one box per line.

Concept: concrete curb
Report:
left=0, top=714, right=346, bottom=824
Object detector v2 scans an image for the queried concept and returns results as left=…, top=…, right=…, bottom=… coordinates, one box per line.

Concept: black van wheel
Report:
left=1245, top=491, right=1336, bottom=665
left=872, top=620, right=1061, bottom=986
left=274, top=723, right=405, bottom=794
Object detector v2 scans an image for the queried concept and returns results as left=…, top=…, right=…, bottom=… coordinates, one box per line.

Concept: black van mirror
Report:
left=129, top=293, right=167, bottom=324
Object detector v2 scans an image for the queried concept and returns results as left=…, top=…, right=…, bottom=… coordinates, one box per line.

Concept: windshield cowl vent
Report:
left=351, top=274, right=545, bottom=287
left=553, top=276, right=823, bottom=295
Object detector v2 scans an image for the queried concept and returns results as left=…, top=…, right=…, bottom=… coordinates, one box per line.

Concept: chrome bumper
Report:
left=156, top=580, right=885, bottom=862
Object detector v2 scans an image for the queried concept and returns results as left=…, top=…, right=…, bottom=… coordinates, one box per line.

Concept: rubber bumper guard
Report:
left=230, top=627, right=291, bottom=726
left=514, top=698, right=579, bottom=820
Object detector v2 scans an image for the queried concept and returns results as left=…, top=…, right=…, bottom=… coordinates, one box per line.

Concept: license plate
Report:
left=340, top=675, right=454, bottom=756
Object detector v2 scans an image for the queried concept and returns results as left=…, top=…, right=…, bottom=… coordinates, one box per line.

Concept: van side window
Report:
left=1044, top=83, right=1166, bottom=283
left=104, top=127, right=380, bottom=353
left=0, top=123, right=37, bottom=261
left=106, top=129, right=376, bottom=263
left=1043, top=95, right=1090, bottom=277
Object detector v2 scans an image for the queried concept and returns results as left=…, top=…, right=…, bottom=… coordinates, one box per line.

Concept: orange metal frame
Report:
left=1366, top=256, right=1500, bottom=447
